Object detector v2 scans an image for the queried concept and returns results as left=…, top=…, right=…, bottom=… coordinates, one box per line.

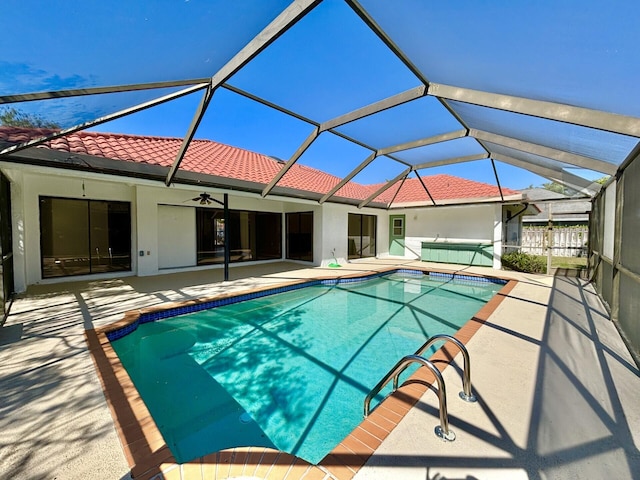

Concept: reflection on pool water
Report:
left=111, top=271, right=504, bottom=464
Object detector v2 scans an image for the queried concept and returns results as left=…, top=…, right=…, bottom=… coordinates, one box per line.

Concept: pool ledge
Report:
left=85, top=267, right=517, bottom=479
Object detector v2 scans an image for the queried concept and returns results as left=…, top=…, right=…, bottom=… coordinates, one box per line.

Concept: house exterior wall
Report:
left=381, top=204, right=503, bottom=268
left=1, top=163, right=389, bottom=292
left=157, top=205, right=197, bottom=269
left=4, top=166, right=138, bottom=291
left=318, top=203, right=389, bottom=266
left=1, top=161, right=505, bottom=293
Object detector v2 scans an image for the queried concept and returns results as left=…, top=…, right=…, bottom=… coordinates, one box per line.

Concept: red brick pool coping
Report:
left=85, top=267, right=517, bottom=479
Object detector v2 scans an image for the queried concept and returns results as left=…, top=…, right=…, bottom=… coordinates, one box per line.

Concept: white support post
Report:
left=493, top=204, right=503, bottom=269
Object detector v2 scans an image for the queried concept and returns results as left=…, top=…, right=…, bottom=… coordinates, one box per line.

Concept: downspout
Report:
left=504, top=203, right=529, bottom=254
left=505, top=203, right=530, bottom=225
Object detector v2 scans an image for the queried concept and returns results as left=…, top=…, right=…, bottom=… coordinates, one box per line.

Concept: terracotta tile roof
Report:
left=0, top=127, right=519, bottom=204
left=372, top=175, right=519, bottom=204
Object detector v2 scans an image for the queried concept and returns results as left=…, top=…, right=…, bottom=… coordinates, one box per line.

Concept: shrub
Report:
left=502, top=251, right=547, bottom=274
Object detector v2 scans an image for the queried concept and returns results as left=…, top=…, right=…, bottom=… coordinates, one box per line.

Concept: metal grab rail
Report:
left=364, top=354, right=455, bottom=441
left=394, top=334, right=476, bottom=403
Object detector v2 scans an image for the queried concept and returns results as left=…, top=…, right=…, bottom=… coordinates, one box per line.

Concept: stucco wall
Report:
left=2, top=161, right=503, bottom=291
left=320, top=203, right=388, bottom=266
left=3, top=163, right=388, bottom=291
left=382, top=204, right=503, bottom=268
left=4, top=166, right=137, bottom=291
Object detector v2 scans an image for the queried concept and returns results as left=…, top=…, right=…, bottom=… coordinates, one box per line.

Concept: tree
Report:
left=541, top=181, right=566, bottom=194
left=541, top=181, right=579, bottom=195
left=0, top=107, right=60, bottom=129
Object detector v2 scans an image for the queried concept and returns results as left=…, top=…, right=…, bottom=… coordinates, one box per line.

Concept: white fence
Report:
left=521, top=226, right=588, bottom=257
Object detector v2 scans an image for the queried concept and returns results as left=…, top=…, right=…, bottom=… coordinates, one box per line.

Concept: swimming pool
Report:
left=111, top=270, right=504, bottom=464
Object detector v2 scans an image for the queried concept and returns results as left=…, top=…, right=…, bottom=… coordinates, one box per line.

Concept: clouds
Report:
left=0, top=61, right=97, bottom=95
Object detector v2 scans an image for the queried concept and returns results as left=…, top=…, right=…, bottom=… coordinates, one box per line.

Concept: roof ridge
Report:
left=78, top=130, right=209, bottom=143
left=78, top=130, right=284, bottom=163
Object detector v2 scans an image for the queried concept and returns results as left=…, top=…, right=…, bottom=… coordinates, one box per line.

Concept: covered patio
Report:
left=1, top=260, right=638, bottom=479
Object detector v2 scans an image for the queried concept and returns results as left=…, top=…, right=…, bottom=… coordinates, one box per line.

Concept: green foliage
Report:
left=541, top=181, right=566, bottom=194
left=502, top=251, right=547, bottom=274
left=0, top=106, right=60, bottom=129
left=540, top=181, right=579, bottom=196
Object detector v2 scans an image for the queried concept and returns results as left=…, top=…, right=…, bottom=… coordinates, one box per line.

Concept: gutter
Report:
left=506, top=202, right=530, bottom=224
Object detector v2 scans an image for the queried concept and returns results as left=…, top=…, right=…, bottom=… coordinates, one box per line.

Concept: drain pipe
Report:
left=504, top=202, right=529, bottom=252
left=505, top=202, right=529, bottom=226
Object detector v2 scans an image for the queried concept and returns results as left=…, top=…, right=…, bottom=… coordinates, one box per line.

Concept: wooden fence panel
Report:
left=521, top=226, right=588, bottom=257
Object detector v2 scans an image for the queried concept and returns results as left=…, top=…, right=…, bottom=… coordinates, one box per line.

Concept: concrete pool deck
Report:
left=1, top=259, right=639, bottom=479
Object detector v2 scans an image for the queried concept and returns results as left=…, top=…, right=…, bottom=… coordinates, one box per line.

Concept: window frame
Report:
left=347, top=213, right=377, bottom=259
left=285, top=211, right=314, bottom=262
left=196, top=206, right=282, bottom=265
left=39, top=196, right=132, bottom=279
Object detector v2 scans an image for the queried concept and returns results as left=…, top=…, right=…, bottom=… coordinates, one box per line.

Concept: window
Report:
left=392, top=217, right=404, bottom=236
left=40, top=197, right=131, bottom=278
left=196, top=208, right=282, bottom=265
left=286, top=212, right=313, bottom=261
left=348, top=213, right=377, bottom=259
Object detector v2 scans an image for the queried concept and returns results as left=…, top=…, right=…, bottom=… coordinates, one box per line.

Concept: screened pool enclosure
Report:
left=1, top=0, right=639, bottom=357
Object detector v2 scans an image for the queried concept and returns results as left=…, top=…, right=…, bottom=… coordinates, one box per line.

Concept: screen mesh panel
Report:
left=334, top=96, right=462, bottom=150
left=359, top=0, right=640, bottom=116
left=621, top=157, right=640, bottom=273
left=448, top=101, right=637, bottom=165
left=1, top=1, right=290, bottom=93
left=393, top=137, right=486, bottom=166
left=228, top=0, right=419, bottom=122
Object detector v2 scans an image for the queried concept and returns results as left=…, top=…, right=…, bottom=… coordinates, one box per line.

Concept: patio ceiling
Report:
left=1, top=0, right=639, bottom=208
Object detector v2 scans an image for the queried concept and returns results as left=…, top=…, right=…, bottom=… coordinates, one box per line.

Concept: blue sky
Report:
left=4, top=0, right=635, bottom=190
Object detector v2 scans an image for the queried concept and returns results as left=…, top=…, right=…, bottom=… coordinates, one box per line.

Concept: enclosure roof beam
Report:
left=166, top=0, right=321, bottom=186
left=346, top=0, right=430, bottom=87
left=377, top=129, right=467, bottom=156
left=0, top=83, right=209, bottom=157
left=413, top=170, right=437, bottom=206
left=490, top=158, right=505, bottom=201
left=493, top=153, right=601, bottom=197
left=412, top=153, right=488, bottom=171
left=0, top=79, right=211, bottom=105
left=470, top=129, right=618, bottom=175
left=386, top=174, right=408, bottom=209
left=319, top=85, right=426, bottom=132
left=165, top=85, right=215, bottom=186
left=429, top=83, right=640, bottom=137
left=358, top=167, right=412, bottom=209
left=262, top=127, right=320, bottom=197
left=222, top=83, right=320, bottom=127
left=210, top=0, right=321, bottom=89
left=319, top=152, right=377, bottom=204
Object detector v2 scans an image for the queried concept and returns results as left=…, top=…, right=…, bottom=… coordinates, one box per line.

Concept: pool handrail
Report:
left=364, top=354, right=455, bottom=441
left=393, top=334, right=476, bottom=403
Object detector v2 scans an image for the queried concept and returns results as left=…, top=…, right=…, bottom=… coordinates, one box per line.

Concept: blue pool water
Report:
left=111, top=271, right=503, bottom=464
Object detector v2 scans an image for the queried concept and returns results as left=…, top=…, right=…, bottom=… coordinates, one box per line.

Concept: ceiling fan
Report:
left=192, top=192, right=213, bottom=205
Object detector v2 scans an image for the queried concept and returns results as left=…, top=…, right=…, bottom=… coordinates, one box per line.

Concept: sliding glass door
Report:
left=347, top=213, right=377, bottom=259
left=0, top=173, right=13, bottom=321
left=40, top=197, right=131, bottom=278
left=196, top=208, right=282, bottom=265
left=286, top=212, right=313, bottom=261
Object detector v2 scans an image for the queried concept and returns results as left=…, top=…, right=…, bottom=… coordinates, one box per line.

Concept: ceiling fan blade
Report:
left=192, top=196, right=201, bottom=202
